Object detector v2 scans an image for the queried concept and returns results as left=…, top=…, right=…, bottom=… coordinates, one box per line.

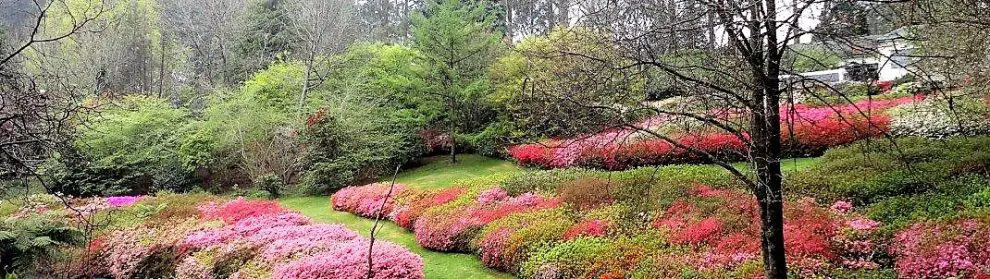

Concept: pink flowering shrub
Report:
left=889, top=219, right=990, bottom=278
left=106, top=196, right=145, bottom=207
left=232, top=212, right=310, bottom=235
left=90, top=197, right=423, bottom=279
left=331, top=183, right=408, bottom=218
left=272, top=240, right=424, bottom=279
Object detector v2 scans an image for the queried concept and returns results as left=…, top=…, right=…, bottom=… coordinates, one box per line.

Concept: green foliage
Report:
left=788, top=136, right=990, bottom=204
left=520, top=232, right=668, bottom=279
left=490, top=27, right=644, bottom=138
left=233, top=0, right=299, bottom=79
left=0, top=216, right=83, bottom=274
left=56, top=95, right=197, bottom=195
left=785, top=45, right=842, bottom=72
left=411, top=0, right=505, bottom=139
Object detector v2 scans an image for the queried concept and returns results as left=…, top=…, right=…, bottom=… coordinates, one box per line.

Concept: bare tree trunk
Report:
left=449, top=133, right=457, bottom=164
left=557, top=0, right=569, bottom=27
left=298, top=44, right=316, bottom=114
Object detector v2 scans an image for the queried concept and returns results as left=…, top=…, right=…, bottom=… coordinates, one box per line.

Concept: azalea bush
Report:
left=509, top=96, right=920, bottom=170
left=331, top=183, right=408, bottom=218
left=80, top=197, right=423, bottom=279
left=889, top=218, right=990, bottom=278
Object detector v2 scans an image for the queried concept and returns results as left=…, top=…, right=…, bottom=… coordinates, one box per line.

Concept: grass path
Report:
left=280, top=154, right=519, bottom=279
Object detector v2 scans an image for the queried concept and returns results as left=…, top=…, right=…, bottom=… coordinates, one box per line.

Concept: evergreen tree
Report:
left=234, top=0, right=298, bottom=81
left=411, top=0, right=504, bottom=163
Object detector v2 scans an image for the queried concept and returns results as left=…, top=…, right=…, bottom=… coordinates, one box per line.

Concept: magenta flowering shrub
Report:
left=106, top=196, right=145, bottom=207
left=273, top=240, right=424, bottom=279
left=331, top=183, right=408, bottom=218
left=889, top=219, right=990, bottom=278
left=232, top=212, right=311, bottom=235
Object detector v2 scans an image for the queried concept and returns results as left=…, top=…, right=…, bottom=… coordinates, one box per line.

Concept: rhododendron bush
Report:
left=510, top=96, right=922, bottom=169
left=81, top=197, right=423, bottom=279
left=332, top=183, right=408, bottom=218
left=889, top=218, right=990, bottom=278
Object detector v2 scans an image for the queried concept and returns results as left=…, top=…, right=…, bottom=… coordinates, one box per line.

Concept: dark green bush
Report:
left=0, top=216, right=84, bottom=275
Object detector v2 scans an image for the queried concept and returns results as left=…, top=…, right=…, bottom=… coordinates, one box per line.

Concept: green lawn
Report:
left=280, top=196, right=512, bottom=279
left=280, top=154, right=518, bottom=279
left=395, top=154, right=522, bottom=189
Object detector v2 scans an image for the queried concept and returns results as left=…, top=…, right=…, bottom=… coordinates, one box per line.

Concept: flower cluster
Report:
left=89, top=197, right=423, bottom=279
left=393, top=187, right=466, bottom=229
left=889, top=218, right=990, bottom=278
left=331, top=183, right=408, bottom=218
left=651, top=184, right=882, bottom=273
left=198, top=197, right=287, bottom=224
left=563, top=219, right=610, bottom=240
left=106, top=196, right=145, bottom=207
left=272, top=240, right=424, bottom=279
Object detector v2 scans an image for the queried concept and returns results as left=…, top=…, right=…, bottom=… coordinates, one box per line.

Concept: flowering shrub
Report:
left=473, top=209, right=573, bottom=271
left=651, top=184, right=882, bottom=274
left=332, top=183, right=408, bottom=218
left=106, top=196, right=145, bottom=207
left=199, top=198, right=286, bottom=224
left=563, top=219, right=610, bottom=240
left=889, top=218, right=990, bottom=278
left=393, top=187, right=466, bottom=229
left=889, top=97, right=990, bottom=138
left=88, top=197, right=422, bottom=279
left=272, top=240, right=424, bottom=279
left=510, top=96, right=921, bottom=169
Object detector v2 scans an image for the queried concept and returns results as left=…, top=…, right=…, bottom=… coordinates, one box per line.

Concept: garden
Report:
left=3, top=0, right=990, bottom=278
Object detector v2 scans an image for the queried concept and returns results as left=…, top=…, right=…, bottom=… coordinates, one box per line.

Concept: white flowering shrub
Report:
left=889, top=97, right=990, bottom=138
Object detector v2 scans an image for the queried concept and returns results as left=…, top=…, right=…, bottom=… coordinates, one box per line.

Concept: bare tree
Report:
left=284, top=0, right=358, bottom=112
left=542, top=0, right=915, bottom=277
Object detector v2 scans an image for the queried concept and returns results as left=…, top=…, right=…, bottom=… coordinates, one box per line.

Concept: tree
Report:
left=410, top=0, right=504, bottom=163
left=549, top=0, right=907, bottom=276
left=233, top=0, right=298, bottom=80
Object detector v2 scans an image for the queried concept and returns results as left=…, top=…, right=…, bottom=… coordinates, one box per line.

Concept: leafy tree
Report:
left=411, top=0, right=505, bottom=162
left=234, top=0, right=299, bottom=80
left=55, top=95, right=196, bottom=196
left=490, top=27, right=644, bottom=138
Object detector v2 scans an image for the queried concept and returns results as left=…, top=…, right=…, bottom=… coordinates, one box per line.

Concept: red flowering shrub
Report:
left=651, top=184, right=882, bottom=274
left=508, top=144, right=554, bottom=168
left=392, top=187, right=466, bottom=230
left=198, top=198, right=286, bottom=224
left=889, top=218, right=990, bottom=278
left=509, top=96, right=921, bottom=170
left=331, top=183, right=408, bottom=218
left=563, top=219, right=611, bottom=240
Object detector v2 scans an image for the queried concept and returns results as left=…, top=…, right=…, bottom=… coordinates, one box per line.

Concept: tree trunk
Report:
left=449, top=132, right=457, bottom=164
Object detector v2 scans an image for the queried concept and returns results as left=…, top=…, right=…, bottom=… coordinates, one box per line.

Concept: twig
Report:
left=367, top=164, right=402, bottom=279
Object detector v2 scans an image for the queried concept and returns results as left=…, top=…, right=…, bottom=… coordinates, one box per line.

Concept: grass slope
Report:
left=280, top=154, right=519, bottom=279
left=396, top=154, right=522, bottom=189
